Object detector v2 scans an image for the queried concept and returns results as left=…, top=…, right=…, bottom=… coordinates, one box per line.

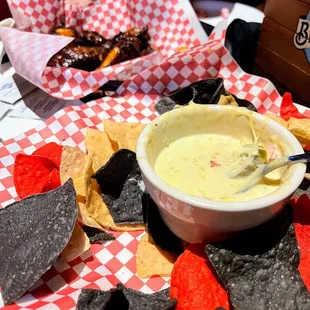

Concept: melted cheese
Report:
left=154, top=133, right=284, bottom=202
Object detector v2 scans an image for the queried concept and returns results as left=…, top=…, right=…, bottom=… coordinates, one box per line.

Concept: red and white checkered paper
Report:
left=0, top=0, right=208, bottom=100
left=0, top=22, right=310, bottom=309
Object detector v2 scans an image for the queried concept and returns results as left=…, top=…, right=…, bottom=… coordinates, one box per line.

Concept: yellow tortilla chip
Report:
left=60, top=146, right=86, bottom=196
left=136, top=233, right=177, bottom=278
left=288, top=118, right=310, bottom=145
left=305, top=173, right=310, bottom=181
left=265, top=113, right=287, bottom=128
left=60, top=146, right=104, bottom=230
left=85, top=153, right=144, bottom=231
left=61, top=223, right=90, bottom=262
left=85, top=128, right=117, bottom=172
left=77, top=198, right=103, bottom=230
left=218, top=95, right=238, bottom=106
left=103, top=119, right=146, bottom=152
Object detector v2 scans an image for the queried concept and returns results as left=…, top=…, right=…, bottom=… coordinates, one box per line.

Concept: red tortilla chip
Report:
left=33, top=142, right=62, bottom=167
left=280, top=93, right=306, bottom=121
left=170, top=244, right=230, bottom=310
left=14, top=154, right=57, bottom=199
left=42, top=169, right=61, bottom=192
left=293, top=194, right=310, bottom=291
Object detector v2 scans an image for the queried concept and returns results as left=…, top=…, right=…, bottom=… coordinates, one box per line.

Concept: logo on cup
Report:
left=294, top=11, right=310, bottom=64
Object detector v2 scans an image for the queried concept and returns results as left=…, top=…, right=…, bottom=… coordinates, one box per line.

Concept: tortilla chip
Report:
left=265, top=113, right=287, bottom=128
left=218, top=95, right=238, bottom=106
left=103, top=119, right=146, bottom=152
left=136, top=233, right=177, bottom=278
left=77, top=198, right=103, bottom=230
left=171, top=244, right=229, bottom=310
left=89, top=182, right=145, bottom=231
left=82, top=226, right=115, bottom=243
left=85, top=154, right=144, bottom=231
left=0, top=180, right=77, bottom=305
left=60, top=147, right=105, bottom=230
left=288, top=118, right=310, bottom=145
left=60, top=146, right=103, bottom=229
left=305, top=173, right=310, bottom=181
left=76, top=285, right=176, bottom=310
left=92, top=149, right=144, bottom=225
left=61, top=223, right=90, bottom=262
left=85, top=128, right=117, bottom=172
left=60, top=146, right=87, bottom=196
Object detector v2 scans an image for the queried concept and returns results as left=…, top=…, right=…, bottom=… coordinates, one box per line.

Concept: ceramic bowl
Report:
left=136, top=104, right=306, bottom=243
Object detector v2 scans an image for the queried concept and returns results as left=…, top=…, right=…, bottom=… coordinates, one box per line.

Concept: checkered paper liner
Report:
left=1, top=0, right=208, bottom=100
left=1, top=22, right=310, bottom=309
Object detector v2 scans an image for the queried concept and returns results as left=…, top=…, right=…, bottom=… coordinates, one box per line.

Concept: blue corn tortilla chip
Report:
left=76, top=289, right=112, bottom=310
left=207, top=205, right=300, bottom=268
left=154, top=97, right=176, bottom=115
left=155, top=78, right=257, bottom=115
left=206, top=253, right=310, bottom=309
left=92, top=149, right=145, bottom=225
left=143, top=194, right=184, bottom=256
left=82, top=226, right=115, bottom=243
left=0, top=179, right=77, bottom=305
left=205, top=206, right=309, bottom=310
left=166, top=78, right=225, bottom=106
left=76, top=283, right=176, bottom=310
left=123, top=287, right=176, bottom=310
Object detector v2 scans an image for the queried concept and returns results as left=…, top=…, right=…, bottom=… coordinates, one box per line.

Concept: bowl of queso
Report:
left=136, top=104, right=306, bottom=243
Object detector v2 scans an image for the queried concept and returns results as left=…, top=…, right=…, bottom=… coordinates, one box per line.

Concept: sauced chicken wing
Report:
left=98, top=36, right=141, bottom=68
left=98, top=27, right=152, bottom=68
left=48, top=26, right=153, bottom=71
left=47, top=46, right=107, bottom=72
left=79, top=30, right=112, bottom=49
left=112, top=26, right=150, bottom=52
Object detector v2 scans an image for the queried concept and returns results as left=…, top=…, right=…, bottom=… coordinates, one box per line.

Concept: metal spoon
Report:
left=237, top=153, right=310, bottom=194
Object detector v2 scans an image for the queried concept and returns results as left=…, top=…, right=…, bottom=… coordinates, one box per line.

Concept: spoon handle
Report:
left=238, top=153, right=308, bottom=194
left=288, top=153, right=310, bottom=163
left=263, top=153, right=309, bottom=176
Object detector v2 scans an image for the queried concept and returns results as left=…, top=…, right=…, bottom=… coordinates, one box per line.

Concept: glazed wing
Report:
left=79, top=30, right=112, bottom=49
left=48, top=46, right=107, bottom=72
left=48, top=26, right=152, bottom=71
left=98, top=26, right=152, bottom=69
